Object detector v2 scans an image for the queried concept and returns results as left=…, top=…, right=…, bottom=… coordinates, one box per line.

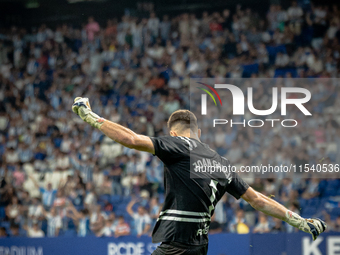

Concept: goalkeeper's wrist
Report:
left=285, top=210, right=305, bottom=230
left=86, top=112, right=106, bottom=129
left=79, top=107, right=106, bottom=129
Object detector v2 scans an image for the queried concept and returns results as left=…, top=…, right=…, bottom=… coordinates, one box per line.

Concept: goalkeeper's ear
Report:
left=169, top=130, right=179, bottom=137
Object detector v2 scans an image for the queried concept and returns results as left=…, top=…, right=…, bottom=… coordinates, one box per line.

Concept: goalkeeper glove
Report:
left=286, top=211, right=327, bottom=241
left=302, top=218, right=327, bottom=241
left=72, top=97, right=105, bottom=129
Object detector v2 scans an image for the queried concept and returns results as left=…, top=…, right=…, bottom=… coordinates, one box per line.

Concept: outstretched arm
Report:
left=100, top=120, right=155, bottom=154
left=241, top=187, right=326, bottom=240
left=72, top=97, right=155, bottom=154
left=242, top=187, right=287, bottom=221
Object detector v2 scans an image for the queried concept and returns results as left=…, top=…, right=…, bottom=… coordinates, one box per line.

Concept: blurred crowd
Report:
left=1, top=1, right=340, bottom=237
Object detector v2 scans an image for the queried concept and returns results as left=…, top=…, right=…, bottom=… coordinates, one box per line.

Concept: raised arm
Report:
left=100, top=121, right=154, bottom=154
left=126, top=199, right=137, bottom=217
left=28, top=174, right=40, bottom=189
left=72, top=97, right=155, bottom=154
left=241, top=187, right=326, bottom=240
left=41, top=206, right=48, bottom=218
left=67, top=203, right=82, bottom=220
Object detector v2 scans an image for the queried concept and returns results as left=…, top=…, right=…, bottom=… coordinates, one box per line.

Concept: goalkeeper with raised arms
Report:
left=72, top=97, right=326, bottom=255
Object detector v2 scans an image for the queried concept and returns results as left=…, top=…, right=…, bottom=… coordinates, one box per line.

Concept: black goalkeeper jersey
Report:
left=150, top=136, right=249, bottom=246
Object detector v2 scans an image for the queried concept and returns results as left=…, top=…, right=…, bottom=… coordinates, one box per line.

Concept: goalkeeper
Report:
left=72, top=97, right=326, bottom=255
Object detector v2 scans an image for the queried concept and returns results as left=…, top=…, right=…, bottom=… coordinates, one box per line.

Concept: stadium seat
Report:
left=53, top=138, right=62, bottom=148
left=121, top=196, right=132, bottom=204
left=75, top=205, right=84, bottom=211
left=19, top=229, right=27, bottom=236
left=63, top=229, right=77, bottom=237
left=41, top=220, right=48, bottom=234
left=116, top=203, right=128, bottom=212
left=242, top=63, right=259, bottom=78
left=298, top=199, right=307, bottom=209
left=302, top=205, right=317, bottom=217
left=274, top=68, right=298, bottom=78
left=307, top=198, right=320, bottom=207
left=322, top=180, right=340, bottom=197
left=266, top=45, right=287, bottom=64
left=331, top=208, right=340, bottom=216
left=0, top=221, right=10, bottom=230
left=65, top=217, right=76, bottom=230
left=0, top=207, right=6, bottom=219
left=99, top=194, right=110, bottom=202
left=110, top=195, right=122, bottom=204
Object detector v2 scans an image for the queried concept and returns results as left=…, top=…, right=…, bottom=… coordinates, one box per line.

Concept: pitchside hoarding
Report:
left=0, top=233, right=339, bottom=255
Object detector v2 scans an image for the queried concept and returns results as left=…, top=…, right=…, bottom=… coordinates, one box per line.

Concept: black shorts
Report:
left=152, top=242, right=208, bottom=255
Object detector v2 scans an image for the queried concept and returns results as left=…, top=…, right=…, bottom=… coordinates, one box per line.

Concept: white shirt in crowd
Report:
left=27, top=228, right=45, bottom=238
left=132, top=213, right=151, bottom=235
left=28, top=205, right=43, bottom=218
left=46, top=213, right=62, bottom=237
left=287, top=6, right=303, bottom=21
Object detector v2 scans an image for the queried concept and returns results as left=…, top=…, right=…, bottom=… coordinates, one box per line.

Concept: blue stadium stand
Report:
left=0, top=207, right=6, bottom=219
left=0, top=221, right=10, bottom=230
left=242, top=63, right=259, bottom=78
left=63, top=229, right=77, bottom=237
left=266, top=45, right=287, bottom=65
left=274, top=68, right=298, bottom=77
left=110, top=195, right=122, bottom=204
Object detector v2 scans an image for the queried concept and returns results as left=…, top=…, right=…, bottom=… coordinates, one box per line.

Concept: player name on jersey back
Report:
left=150, top=136, right=249, bottom=245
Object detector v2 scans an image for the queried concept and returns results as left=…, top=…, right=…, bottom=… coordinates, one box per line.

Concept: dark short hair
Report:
left=81, top=209, right=89, bottom=215
left=167, top=110, right=198, bottom=132
left=10, top=223, right=19, bottom=229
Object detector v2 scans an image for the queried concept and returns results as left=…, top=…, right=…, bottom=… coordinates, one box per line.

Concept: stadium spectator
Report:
left=25, top=222, right=45, bottom=238
left=253, top=214, right=270, bottom=233
left=0, top=227, right=8, bottom=238
left=90, top=205, right=106, bottom=234
left=9, top=224, right=22, bottom=237
left=86, top=17, right=100, bottom=42
left=149, top=197, right=160, bottom=226
left=126, top=199, right=151, bottom=237
left=29, top=175, right=56, bottom=209
left=53, top=190, right=67, bottom=209
left=5, top=196, right=21, bottom=224
left=229, top=209, right=249, bottom=234
left=28, top=197, right=44, bottom=224
left=213, top=194, right=228, bottom=227
left=67, top=205, right=92, bottom=237
left=334, top=216, right=340, bottom=232
left=323, top=213, right=334, bottom=232
left=271, top=218, right=286, bottom=233
left=302, top=178, right=320, bottom=199
left=96, top=218, right=115, bottom=237
left=114, top=216, right=131, bottom=238
left=287, top=1, right=304, bottom=34
left=84, top=183, right=97, bottom=208
left=43, top=206, right=62, bottom=237
left=109, top=161, right=123, bottom=196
